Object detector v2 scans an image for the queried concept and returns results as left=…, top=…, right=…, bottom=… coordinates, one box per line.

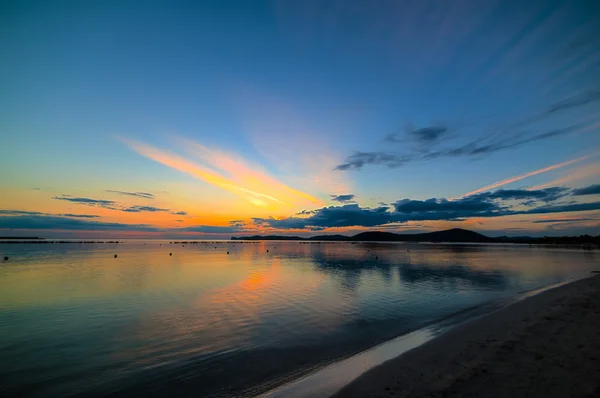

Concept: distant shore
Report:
left=334, top=273, right=600, bottom=398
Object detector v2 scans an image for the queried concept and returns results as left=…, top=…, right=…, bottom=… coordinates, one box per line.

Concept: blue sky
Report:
left=1, top=0, right=599, bottom=238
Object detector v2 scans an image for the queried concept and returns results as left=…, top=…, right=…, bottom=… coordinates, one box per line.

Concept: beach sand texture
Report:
left=335, top=273, right=600, bottom=398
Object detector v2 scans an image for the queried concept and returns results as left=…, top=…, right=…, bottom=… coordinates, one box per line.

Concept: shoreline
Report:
left=334, top=272, right=600, bottom=398
left=261, top=273, right=599, bottom=398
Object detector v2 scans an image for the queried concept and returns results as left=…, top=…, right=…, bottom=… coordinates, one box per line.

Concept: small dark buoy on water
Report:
left=170, top=252, right=172, bottom=256
left=3, top=256, right=8, bottom=261
left=227, top=251, right=230, bottom=254
left=266, top=249, right=269, bottom=253
left=375, top=255, right=378, bottom=260
left=114, top=254, right=118, bottom=258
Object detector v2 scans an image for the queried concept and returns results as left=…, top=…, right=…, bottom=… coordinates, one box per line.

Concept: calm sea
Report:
left=0, top=241, right=597, bottom=397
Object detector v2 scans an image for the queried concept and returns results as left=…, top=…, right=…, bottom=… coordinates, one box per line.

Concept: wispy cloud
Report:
left=533, top=218, right=594, bottom=224
left=120, top=137, right=322, bottom=209
left=52, top=195, right=117, bottom=209
left=458, top=154, right=591, bottom=198
left=336, top=91, right=599, bottom=171
left=121, top=205, right=170, bottom=213
left=0, top=209, right=100, bottom=219
left=0, top=215, right=159, bottom=231
left=530, top=161, right=600, bottom=190
left=106, top=190, right=155, bottom=199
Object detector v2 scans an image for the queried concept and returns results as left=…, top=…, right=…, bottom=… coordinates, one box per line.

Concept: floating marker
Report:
left=375, top=256, right=378, bottom=260
left=3, top=256, right=8, bottom=261
left=227, top=251, right=230, bottom=254
left=170, top=252, right=172, bottom=256
left=114, top=254, right=118, bottom=258
left=266, top=249, right=269, bottom=252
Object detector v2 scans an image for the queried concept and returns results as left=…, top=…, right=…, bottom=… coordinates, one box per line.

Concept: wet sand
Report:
left=334, top=273, right=600, bottom=398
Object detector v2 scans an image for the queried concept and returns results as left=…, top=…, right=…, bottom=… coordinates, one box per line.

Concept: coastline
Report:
left=334, top=272, right=600, bottom=398
left=261, top=273, right=600, bottom=398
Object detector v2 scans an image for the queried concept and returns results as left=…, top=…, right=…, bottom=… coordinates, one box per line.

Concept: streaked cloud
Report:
left=106, top=190, right=155, bottom=199
left=120, top=137, right=322, bottom=210
left=336, top=90, right=600, bottom=171
left=121, top=205, right=170, bottom=213
left=51, top=195, right=117, bottom=209
left=530, top=162, right=600, bottom=190
left=458, top=154, right=591, bottom=198
left=0, top=215, right=159, bottom=231
left=533, top=218, right=594, bottom=224
left=0, top=209, right=100, bottom=219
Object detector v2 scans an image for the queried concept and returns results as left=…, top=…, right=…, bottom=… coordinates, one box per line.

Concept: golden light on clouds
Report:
left=120, top=137, right=323, bottom=213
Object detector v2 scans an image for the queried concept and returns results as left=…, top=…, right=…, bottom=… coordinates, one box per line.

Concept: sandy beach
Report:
left=334, top=273, right=600, bottom=398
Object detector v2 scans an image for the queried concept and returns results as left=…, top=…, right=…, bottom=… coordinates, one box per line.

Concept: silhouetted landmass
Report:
left=232, top=228, right=600, bottom=245
left=0, top=236, right=42, bottom=240
left=0, top=240, right=123, bottom=244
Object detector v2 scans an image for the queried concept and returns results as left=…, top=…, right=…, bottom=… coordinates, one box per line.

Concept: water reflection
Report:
left=0, top=241, right=598, bottom=397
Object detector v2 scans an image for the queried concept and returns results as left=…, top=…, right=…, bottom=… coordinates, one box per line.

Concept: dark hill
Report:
left=232, top=228, right=491, bottom=242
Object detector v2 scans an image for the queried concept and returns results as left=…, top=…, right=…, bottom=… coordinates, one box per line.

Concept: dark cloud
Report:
left=522, top=201, right=600, bottom=215
left=336, top=91, right=596, bottom=171
left=473, top=187, right=569, bottom=203
left=254, top=204, right=398, bottom=230
left=122, top=205, right=169, bottom=213
left=52, top=195, right=117, bottom=209
left=532, top=218, right=594, bottom=224
left=394, top=197, right=498, bottom=214
left=331, top=194, right=356, bottom=203
left=426, top=126, right=580, bottom=160
left=252, top=187, right=600, bottom=230
left=0, top=215, right=159, bottom=231
left=385, top=126, right=447, bottom=144
left=334, top=152, right=409, bottom=170
left=58, top=214, right=100, bottom=218
left=171, top=211, right=188, bottom=216
left=0, top=210, right=45, bottom=216
left=106, top=190, right=155, bottom=199
left=572, top=184, right=600, bottom=196
left=0, top=210, right=99, bottom=218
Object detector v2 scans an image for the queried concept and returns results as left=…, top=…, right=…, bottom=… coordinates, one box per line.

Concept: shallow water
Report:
left=0, top=241, right=597, bottom=397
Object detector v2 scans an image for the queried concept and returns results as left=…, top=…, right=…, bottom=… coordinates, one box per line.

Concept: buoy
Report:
left=3, top=256, right=8, bottom=261
left=114, top=254, right=118, bottom=258
left=266, top=249, right=269, bottom=252
left=227, top=251, right=230, bottom=254
left=169, top=252, right=172, bottom=256
left=375, top=256, right=378, bottom=260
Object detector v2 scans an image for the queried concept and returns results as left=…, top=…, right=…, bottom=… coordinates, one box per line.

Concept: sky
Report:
left=1, top=0, right=599, bottom=238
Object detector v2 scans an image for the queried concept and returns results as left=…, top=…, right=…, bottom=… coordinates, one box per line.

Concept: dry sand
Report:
left=334, top=273, right=600, bottom=398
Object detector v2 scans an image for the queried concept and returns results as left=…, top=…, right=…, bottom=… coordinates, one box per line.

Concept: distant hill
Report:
left=232, top=228, right=492, bottom=243
left=231, top=228, right=599, bottom=245
left=350, top=228, right=492, bottom=242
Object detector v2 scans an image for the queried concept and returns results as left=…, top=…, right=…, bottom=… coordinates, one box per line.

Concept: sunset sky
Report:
left=1, top=0, right=599, bottom=238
